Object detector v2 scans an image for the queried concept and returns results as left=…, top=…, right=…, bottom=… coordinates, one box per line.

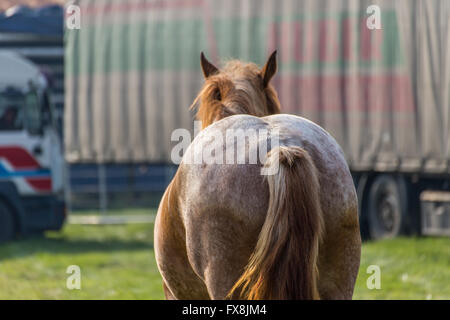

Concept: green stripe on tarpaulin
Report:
left=213, top=17, right=268, bottom=65
left=65, top=11, right=403, bottom=76
left=65, top=18, right=266, bottom=76
left=66, top=19, right=208, bottom=75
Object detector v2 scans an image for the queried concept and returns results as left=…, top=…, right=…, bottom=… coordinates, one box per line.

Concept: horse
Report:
left=154, top=51, right=361, bottom=300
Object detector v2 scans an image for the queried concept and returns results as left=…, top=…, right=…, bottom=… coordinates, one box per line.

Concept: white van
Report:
left=0, top=51, right=65, bottom=242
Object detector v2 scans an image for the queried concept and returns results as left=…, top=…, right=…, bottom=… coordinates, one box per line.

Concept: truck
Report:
left=0, top=51, right=65, bottom=242
left=65, top=0, right=450, bottom=239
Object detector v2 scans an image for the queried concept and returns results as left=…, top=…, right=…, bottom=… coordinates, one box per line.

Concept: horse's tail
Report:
left=227, top=146, right=324, bottom=300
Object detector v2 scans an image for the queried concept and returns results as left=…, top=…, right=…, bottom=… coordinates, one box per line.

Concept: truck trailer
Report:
left=65, top=0, right=450, bottom=239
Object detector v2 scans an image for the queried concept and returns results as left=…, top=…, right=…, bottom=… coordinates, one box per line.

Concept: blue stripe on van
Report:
left=0, top=163, right=51, bottom=178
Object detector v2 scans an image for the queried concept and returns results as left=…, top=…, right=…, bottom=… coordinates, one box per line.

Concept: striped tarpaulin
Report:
left=65, top=0, right=450, bottom=174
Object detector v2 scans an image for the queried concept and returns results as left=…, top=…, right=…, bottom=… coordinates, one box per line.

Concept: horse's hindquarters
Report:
left=157, top=114, right=361, bottom=299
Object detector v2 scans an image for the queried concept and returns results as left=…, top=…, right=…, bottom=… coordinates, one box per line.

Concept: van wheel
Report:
left=0, top=201, right=15, bottom=243
left=367, top=175, right=406, bottom=240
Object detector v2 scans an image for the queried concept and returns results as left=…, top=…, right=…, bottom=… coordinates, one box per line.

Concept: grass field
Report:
left=0, top=219, right=449, bottom=299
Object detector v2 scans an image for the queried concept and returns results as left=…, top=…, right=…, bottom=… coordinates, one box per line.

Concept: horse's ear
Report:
left=260, top=50, right=277, bottom=88
left=200, top=52, right=219, bottom=78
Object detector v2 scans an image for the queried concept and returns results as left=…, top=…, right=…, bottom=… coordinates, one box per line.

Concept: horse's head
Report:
left=191, top=51, right=281, bottom=129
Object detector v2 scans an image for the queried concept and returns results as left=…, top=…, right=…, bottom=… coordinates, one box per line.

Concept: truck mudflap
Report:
left=420, top=191, right=450, bottom=236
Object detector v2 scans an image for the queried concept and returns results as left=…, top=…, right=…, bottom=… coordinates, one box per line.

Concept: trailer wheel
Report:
left=0, top=201, right=15, bottom=243
left=367, top=175, right=406, bottom=239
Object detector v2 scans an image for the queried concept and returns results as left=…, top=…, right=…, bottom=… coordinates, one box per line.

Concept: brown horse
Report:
left=154, top=51, right=361, bottom=300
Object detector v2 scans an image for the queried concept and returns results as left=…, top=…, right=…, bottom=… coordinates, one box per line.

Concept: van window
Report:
left=24, top=91, right=42, bottom=134
left=41, top=91, right=54, bottom=127
left=0, top=91, right=25, bottom=131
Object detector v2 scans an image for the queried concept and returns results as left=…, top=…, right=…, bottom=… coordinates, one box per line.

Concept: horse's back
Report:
left=180, top=113, right=356, bottom=223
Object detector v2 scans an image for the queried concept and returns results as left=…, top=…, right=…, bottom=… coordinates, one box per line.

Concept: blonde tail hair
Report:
left=227, top=146, right=323, bottom=300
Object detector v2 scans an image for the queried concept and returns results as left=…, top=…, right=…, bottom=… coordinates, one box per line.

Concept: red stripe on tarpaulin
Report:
left=26, top=178, right=52, bottom=192
left=0, top=146, right=40, bottom=170
left=273, top=74, right=415, bottom=113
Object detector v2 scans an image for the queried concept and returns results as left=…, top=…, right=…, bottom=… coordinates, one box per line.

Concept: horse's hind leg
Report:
left=163, top=282, right=176, bottom=300
left=318, top=205, right=361, bottom=300
left=184, top=209, right=262, bottom=300
left=154, top=184, right=210, bottom=300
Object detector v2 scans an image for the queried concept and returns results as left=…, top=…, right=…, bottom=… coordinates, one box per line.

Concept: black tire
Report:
left=367, top=175, right=407, bottom=240
left=0, top=201, right=15, bottom=243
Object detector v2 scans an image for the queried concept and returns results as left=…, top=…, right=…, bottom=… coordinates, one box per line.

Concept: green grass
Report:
left=354, top=237, right=450, bottom=300
left=0, top=223, right=164, bottom=300
left=0, top=222, right=448, bottom=299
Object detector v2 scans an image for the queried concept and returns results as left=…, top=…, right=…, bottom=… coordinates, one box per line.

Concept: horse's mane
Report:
left=191, top=59, right=280, bottom=128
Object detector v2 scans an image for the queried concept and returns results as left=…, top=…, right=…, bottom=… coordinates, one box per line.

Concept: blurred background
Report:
left=0, top=0, right=448, bottom=299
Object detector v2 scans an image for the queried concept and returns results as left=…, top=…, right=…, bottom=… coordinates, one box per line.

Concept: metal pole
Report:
left=98, top=163, right=107, bottom=215
left=64, top=161, right=72, bottom=214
